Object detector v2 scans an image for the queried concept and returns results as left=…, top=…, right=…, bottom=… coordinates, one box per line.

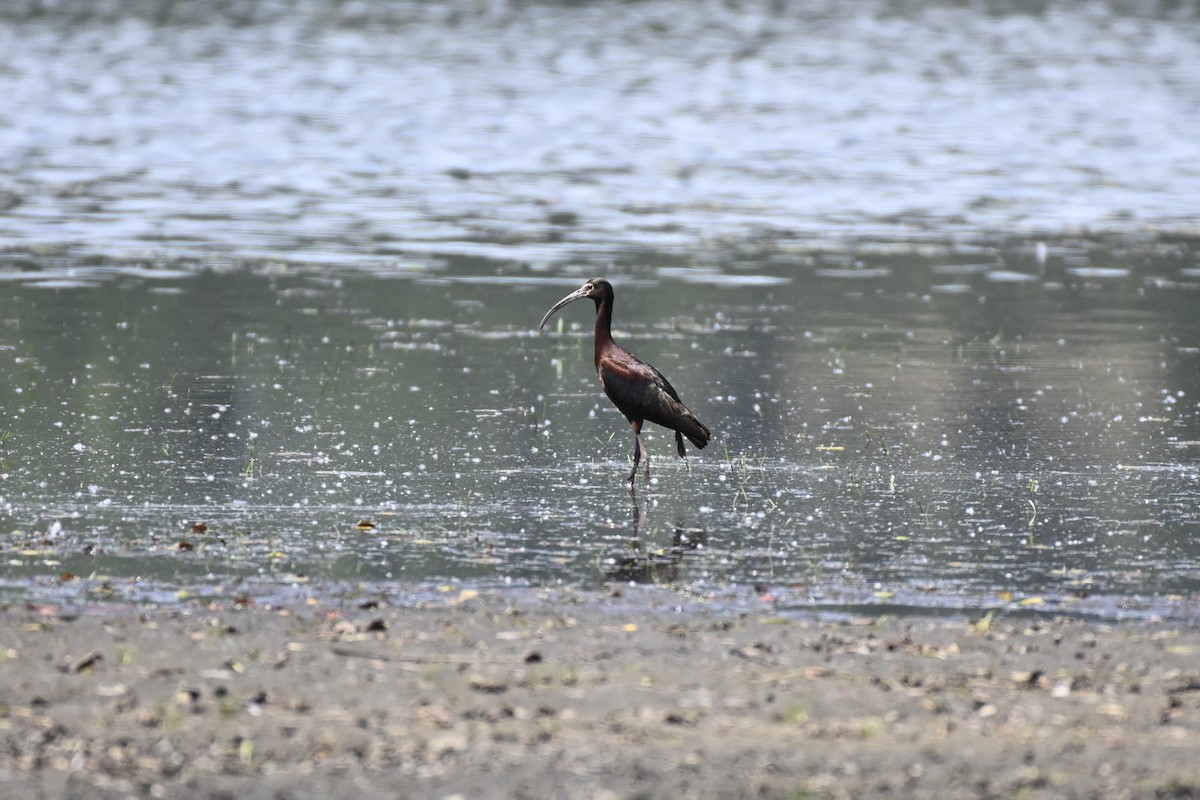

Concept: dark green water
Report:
left=2, top=243, right=1198, bottom=619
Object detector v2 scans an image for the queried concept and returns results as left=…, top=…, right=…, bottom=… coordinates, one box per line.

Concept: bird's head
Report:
left=539, top=277, right=612, bottom=329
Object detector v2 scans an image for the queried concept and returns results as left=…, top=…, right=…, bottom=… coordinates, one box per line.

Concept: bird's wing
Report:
left=598, top=351, right=689, bottom=426
left=644, top=361, right=684, bottom=403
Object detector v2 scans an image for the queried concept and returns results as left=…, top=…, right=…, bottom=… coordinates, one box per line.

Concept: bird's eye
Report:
left=583, top=283, right=593, bottom=292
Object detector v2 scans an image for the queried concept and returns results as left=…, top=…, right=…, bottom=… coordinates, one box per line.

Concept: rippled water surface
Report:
left=3, top=247, right=1199, bottom=618
left=1, top=0, right=1199, bottom=619
left=2, top=0, right=1198, bottom=259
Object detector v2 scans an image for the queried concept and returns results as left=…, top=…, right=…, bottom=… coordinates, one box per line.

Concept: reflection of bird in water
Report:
left=605, top=497, right=707, bottom=585
left=539, top=278, right=710, bottom=486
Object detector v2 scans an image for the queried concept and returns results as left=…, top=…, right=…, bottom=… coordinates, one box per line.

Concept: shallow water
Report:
left=1, top=0, right=1199, bottom=619
left=2, top=244, right=1199, bottom=619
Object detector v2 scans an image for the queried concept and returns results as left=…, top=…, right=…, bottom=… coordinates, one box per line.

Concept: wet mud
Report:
left=3, top=592, right=1200, bottom=799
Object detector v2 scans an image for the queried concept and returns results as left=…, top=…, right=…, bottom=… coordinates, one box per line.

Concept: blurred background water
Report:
left=3, top=0, right=1198, bottom=260
left=1, top=0, right=1198, bottom=619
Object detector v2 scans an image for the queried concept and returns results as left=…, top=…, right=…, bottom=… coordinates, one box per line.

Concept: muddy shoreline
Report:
left=1, top=590, right=1198, bottom=799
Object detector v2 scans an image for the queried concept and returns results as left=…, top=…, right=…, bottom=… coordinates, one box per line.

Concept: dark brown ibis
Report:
left=539, top=277, right=711, bottom=484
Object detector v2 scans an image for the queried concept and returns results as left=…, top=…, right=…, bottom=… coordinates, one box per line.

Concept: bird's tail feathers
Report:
left=678, top=415, right=710, bottom=453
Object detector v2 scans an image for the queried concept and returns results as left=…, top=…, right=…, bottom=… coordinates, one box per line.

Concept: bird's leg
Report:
left=629, top=491, right=647, bottom=540
left=643, top=436, right=651, bottom=484
left=627, top=421, right=645, bottom=485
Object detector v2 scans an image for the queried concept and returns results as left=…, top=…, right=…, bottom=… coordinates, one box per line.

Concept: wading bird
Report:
left=539, top=278, right=710, bottom=484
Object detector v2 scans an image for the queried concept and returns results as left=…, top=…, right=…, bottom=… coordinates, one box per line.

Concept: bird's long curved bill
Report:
left=539, top=287, right=588, bottom=329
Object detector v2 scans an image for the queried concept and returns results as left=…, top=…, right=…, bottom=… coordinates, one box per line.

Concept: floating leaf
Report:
left=192, top=522, right=208, bottom=534
left=1019, top=596, right=1045, bottom=606
left=355, top=520, right=377, bottom=531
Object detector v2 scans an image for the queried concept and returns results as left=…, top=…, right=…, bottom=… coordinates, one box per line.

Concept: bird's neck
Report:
left=593, top=295, right=614, bottom=370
